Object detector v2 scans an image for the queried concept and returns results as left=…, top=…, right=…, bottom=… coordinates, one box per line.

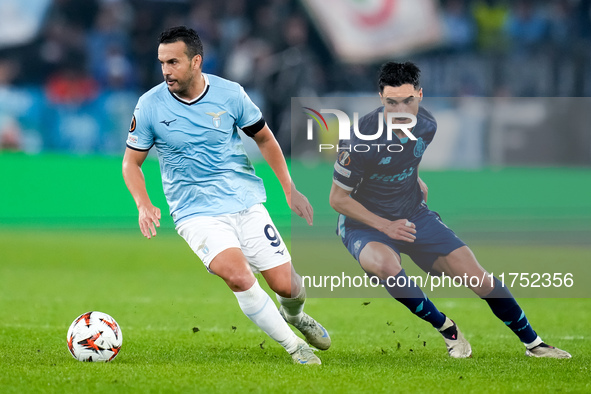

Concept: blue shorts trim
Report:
left=340, top=204, right=466, bottom=274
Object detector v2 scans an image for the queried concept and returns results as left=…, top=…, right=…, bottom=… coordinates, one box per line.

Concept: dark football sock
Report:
left=383, top=269, right=447, bottom=329
left=482, top=277, right=537, bottom=344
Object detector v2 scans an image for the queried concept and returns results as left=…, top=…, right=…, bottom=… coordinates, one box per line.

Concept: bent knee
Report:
left=360, top=256, right=402, bottom=280
left=358, top=242, right=403, bottom=280
left=371, top=263, right=403, bottom=281
left=268, top=276, right=299, bottom=298
left=223, top=273, right=256, bottom=292
left=273, top=284, right=294, bottom=299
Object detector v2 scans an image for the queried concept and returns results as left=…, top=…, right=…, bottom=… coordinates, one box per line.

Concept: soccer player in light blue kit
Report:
left=122, top=26, right=330, bottom=365
left=330, top=62, right=571, bottom=359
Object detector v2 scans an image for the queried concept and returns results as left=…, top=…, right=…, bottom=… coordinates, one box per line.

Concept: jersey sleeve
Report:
left=332, top=141, right=366, bottom=192
left=236, top=87, right=265, bottom=137
left=126, top=97, right=154, bottom=151
left=419, top=107, right=437, bottom=146
left=423, top=121, right=436, bottom=147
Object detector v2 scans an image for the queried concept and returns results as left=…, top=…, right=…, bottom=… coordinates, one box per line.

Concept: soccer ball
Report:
left=67, top=311, right=122, bottom=362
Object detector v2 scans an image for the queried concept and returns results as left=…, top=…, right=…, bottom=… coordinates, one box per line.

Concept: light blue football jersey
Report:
left=126, top=74, right=267, bottom=224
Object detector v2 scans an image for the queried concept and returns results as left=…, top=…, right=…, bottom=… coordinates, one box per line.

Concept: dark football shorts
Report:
left=339, top=203, right=466, bottom=275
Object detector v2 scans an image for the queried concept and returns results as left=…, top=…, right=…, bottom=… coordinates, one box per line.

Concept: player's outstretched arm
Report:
left=329, top=182, right=416, bottom=243
left=122, top=148, right=161, bottom=239
left=253, top=125, right=313, bottom=225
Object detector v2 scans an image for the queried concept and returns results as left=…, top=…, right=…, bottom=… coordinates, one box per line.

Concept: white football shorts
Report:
left=176, top=203, right=291, bottom=274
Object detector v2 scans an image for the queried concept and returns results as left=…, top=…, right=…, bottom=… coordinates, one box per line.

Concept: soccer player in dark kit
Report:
left=329, top=61, right=571, bottom=359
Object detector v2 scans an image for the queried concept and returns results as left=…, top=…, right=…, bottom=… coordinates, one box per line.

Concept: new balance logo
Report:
left=378, top=157, right=391, bottom=165
left=160, top=119, right=177, bottom=126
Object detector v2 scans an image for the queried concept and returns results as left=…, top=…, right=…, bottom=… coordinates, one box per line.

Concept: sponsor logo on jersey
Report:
left=160, top=119, right=177, bottom=127
left=129, top=115, right=136, bottom=132
left=128, top=135, right=138, bottom=144
left=378, top=157, right=391, bottom=165
left=369, top=166, right=415, bottom=182
left=206, top=110, right=227, bottom=128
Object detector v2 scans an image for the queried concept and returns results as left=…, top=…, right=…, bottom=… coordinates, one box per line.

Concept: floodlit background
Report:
left=1, top=0, right=590, bottom=295
left=1, top=0, right=591, bottom=157
left=1, top=1, right=590, bottom=391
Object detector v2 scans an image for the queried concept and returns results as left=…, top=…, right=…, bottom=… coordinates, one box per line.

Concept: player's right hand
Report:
left=138, top=204, right=161, bottom=239
left=381, top=219, right=416, bottom=242
left=289, top=188, right=314, bottom=226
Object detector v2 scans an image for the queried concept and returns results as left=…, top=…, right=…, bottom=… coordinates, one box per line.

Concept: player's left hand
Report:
left=418, top=177, right=428, bottom=203
left=289, top=188, right=314, bottom=226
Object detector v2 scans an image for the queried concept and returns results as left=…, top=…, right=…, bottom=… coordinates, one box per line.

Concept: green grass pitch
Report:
left=0, top=229, right=589, bottom=393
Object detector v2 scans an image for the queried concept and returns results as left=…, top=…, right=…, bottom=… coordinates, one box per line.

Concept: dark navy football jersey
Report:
left=333, top=105, right=437, bottom=226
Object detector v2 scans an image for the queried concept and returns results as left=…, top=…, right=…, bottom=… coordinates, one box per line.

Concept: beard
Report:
left=165, top=73, right=194, bottom=96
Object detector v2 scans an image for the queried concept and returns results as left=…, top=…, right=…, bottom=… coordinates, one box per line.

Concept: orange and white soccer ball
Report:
left=67, top=311, right=122, bottom=362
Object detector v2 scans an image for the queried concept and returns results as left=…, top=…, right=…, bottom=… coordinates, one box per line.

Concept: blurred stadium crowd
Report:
left=1, top=0, right=591, bottom=157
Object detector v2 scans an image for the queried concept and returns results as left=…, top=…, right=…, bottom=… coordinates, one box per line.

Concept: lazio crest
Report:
left=206, top=110, right=227, bottom=128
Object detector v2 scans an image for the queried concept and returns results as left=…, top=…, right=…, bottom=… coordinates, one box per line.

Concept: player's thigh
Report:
left=209, top=247, right=256, bottom=292
left=260, top=262, right=301, bottom=298
left=359, top=242, right=403, bottom=280
left=432, top=245, right=493, bottom=296
left=177, top=214, right=254, bottom=290
left=404, top=206, right=467, bottom=274
left=238, top=204, right=292, bottom=273
left=342, top=225, right=403, bottom=277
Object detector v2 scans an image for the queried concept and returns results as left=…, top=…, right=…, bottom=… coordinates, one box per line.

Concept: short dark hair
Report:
left=378, top=61, right=421, bottom=92
left=158, top=26, right=204, bottom=60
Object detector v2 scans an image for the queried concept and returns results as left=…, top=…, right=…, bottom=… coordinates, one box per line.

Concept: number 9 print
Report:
left=264, top=224, right=282, bottom=247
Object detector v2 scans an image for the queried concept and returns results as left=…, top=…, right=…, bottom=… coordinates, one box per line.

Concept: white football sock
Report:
left=438, top=316, right=454, bottom=332
left=525, top=335, right=543, bottom=349
left=276, top=286, right=306, bottom=325
left=234, top=280, right=299, bottom=353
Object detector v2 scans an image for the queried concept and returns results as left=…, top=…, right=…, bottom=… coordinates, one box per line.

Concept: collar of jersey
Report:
left=170, top=74, right=210, bottom=105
